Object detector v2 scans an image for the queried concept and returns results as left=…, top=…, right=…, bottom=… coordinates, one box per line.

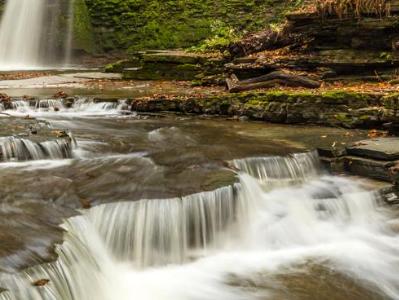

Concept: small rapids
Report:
left=231, top=152, right=320, bottom=185
left=1, top=152, right=398, bottom=300
left=0, top=136, right=73, bottom=162
left=0, top=98, right=131, bottom=117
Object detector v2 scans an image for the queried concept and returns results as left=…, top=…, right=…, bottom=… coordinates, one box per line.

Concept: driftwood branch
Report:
left=226, top=71, right=321, bottom=93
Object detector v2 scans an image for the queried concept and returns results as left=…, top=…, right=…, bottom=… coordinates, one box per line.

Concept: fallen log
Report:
left=226, top=71, right=321, bottom=93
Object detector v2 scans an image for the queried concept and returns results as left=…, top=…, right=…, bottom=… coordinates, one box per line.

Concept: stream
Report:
left=0, top=98, right=398, bottom=300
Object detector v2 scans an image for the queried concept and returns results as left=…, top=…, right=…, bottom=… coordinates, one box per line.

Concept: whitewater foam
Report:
left=1, top=152, right=398, bottom=300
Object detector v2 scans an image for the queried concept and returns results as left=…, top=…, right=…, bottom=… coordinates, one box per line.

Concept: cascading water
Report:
left=231, top=152, right=320, bottom=185
left=1, top=152, right=398, bottom=300
left=0, top=98, right=130, bottom=117
left=0, top=0, right=74, bottom=70
left=0, top=136, right=73, bottom=161
left=0, top=0, right=45, bottom=69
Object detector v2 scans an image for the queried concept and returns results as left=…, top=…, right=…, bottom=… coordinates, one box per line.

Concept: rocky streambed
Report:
left=0, top=94, right=397, bottom=299
left=0, top=97, right=372, bottom=271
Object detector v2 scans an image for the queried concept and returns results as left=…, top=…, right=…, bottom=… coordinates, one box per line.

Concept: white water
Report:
left=0, top=0, right=46, bottom=69
left=0, top=0, right=74, bottom=70
left=1, top=153, right=398, bottom=299
left=0, top=98, right=131, bottom=118
left=0, top=136, right=73, bottom=162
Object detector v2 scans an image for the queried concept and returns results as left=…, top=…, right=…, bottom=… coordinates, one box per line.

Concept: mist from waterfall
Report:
left=0, top=0, right=74, bottom=70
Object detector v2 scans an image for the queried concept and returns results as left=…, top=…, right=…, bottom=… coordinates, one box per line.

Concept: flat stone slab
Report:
left=346, top=138, right=399, bottom=161
left=344, top=156, right=397, bottom=182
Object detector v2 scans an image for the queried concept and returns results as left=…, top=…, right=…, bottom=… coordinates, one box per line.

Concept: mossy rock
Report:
left=105, top=58, right=142, bottom=73
left=142, top=52, right=204, bottom=64
left=120, top=50, right=224, bottom=80
left=123, top=63, right=201, bottom=80
left=382, top=93, right=399, bottom=110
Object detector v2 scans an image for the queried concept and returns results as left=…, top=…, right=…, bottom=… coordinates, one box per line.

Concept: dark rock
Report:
left=63, top=97, right=76, bottom=108
left=346, top=138, right=399, bottom=160
left=33, top=279, right=50, bottom=287
left=383, top=122, right=399, bottom=136
left=317, top=147, right=347, bottom=158
left=344, top=156, right=397, bottom=182
left=320, top=156, right=345, bottom=173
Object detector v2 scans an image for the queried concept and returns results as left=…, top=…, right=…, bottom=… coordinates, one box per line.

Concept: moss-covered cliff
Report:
left=72, top=0, right=96, bottom=54
left=84, top=0, right=299, bottom=52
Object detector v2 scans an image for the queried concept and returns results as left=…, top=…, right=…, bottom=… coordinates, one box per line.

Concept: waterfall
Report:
left=2, top=98, right=130, bottom=117
left=0, top=137, right=73, bottom=161
left=0, top=0, right=46, bottom=69
left=1, top=152, right=398, bottom=300
left=0, top=0, right=74, bottom=70
left=231, top=152, right=320, bottom=185
left=86, top=185, right=240, bottom=267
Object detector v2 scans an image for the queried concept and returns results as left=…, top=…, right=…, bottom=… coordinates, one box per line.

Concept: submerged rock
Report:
left=32, top=279, right=50, bottom=287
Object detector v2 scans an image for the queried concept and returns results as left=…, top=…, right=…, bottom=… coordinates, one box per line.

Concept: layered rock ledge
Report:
left=131, top=90, right=399, bottom=130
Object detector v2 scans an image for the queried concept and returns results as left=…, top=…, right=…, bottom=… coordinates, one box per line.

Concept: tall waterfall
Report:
left=1, top=152, right=398, bottom=300
left=0, top=0, right=74, bottom=70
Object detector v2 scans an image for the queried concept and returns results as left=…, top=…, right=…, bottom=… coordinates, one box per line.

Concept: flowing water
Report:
left=0, top=0, right=74, bottom=70
left=0, top=136, right=72, bottom=161
left=0, top=99, right=397, bottom=300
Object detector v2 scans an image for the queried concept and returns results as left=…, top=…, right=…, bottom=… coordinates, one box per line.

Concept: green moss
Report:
left=105, top=59, right=142, bottom=72
left=123, top=62, right=201, bottom=80
left=72, top=0, right=96, bottom=53
left=382, top=93, right=399, bottom=109
left=84, top=0, right=297, bottom=52
left=358, top=114, right=372, bottom=121
left=334, top=113, right=356, bottom=127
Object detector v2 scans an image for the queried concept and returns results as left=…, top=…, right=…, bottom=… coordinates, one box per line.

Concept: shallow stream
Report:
left=0, top=98, right=398, bottom=300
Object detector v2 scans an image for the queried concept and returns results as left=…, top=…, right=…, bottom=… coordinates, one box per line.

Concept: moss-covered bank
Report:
left=131, top=91, right=399, bottom=129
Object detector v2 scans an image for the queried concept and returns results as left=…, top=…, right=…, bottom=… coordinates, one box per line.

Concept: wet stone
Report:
left=317, top=146, right=347, bottom=158
left=344, top=156, right=397, bottom=182
left=346, top=138, right=399, bottom=161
